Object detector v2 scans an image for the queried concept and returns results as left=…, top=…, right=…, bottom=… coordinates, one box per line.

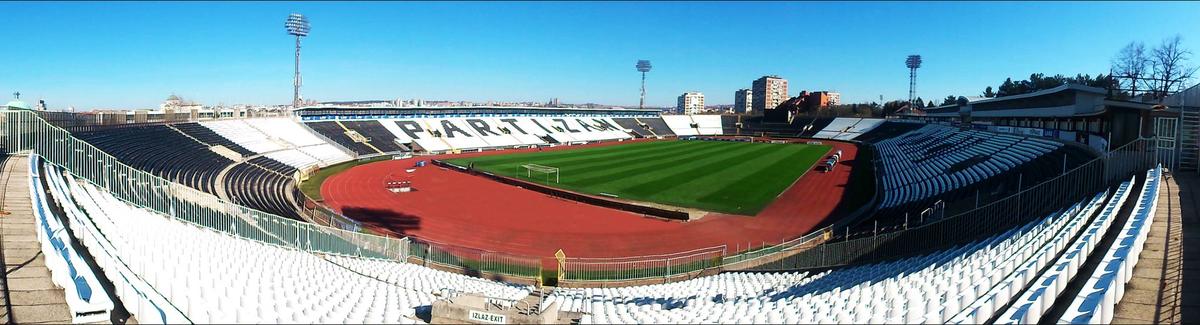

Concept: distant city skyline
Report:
left=1, top=1, right=1197, bottom=109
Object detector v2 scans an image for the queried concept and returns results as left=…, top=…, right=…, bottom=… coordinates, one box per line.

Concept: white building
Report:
left=677, top=92, right=705, bottom=115
left=160, top=94, right=203, bottom=111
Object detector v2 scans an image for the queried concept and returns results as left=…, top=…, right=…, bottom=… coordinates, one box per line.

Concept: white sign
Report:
left=468, top=310, right=507, bottom=324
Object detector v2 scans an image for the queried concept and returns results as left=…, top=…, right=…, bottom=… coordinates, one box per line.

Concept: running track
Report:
left=321, top=139, right=859, bottom=259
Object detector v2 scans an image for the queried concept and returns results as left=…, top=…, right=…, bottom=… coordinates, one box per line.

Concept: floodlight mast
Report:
left=906, top=55, right=922, bottom=109
left=637, top=60, right=652, bottom=109
left=286, top=13, right=311, bottom=110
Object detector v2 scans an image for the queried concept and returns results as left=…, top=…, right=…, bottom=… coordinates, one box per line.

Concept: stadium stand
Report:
left=848, top=121, right=927, bottom=143
left=811, top=118, right=885, bottom=140
left=172, top=122, right=256, bottom=157
left=20, top=102, right=1173, bottom=325
left=304, top=121, right=383, bottom=155
left=45, top=151, right=1132, bottom=323
left=720, top=115, right=739, bottom=135
left=997, top=176, right=1137, bottom=324
left=542, top=188, right=1113, bottom=324
left=337, top=120, right=408, bottom=153
left=36, top=161, right=534, bottom=324
left=661, top=115, right=700, bottom=136
left=691, top=115, right=724, bottom=135
left=872, top=123, right=1063, bottom=208
left=1058, top=167, right=1162, bottom=324
left=28, top=159, right=115, bottom=323
left=378, top=117, right=632, bottom=153
left=486, top=117, right=551, bottom=145
left=223, top=161, right=301, bottom=219
left=201, top=118, right=353, bottom=169
left=73, top=125, right=231, bottom=193
left=734, top=116, right=832, bottom=138
left=642, top=117, right=677, bottom=136
left=611, top=118, right=660, bottom=137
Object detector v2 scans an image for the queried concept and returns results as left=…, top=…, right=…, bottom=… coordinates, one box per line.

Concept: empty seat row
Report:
left=172, top=122, right=256, bottom=157
left=38, top=163, right=532, bottom=324
left=873, top=124, right=1063, bottom=208
left=997, top=177, right=1136, bottom=324
left=1059, top=166, right=1162, bottom=324
left=29, top=158, right=116, bottom=323
left=201, top=118, right=354, bottom=169
left=546, top=190, right=1112, bottom=324
left=73, top=125, right=232, bottom=193
left=810, top=118, right=885, bottom=140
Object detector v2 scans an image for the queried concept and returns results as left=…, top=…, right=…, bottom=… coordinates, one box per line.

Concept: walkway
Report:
left=1111, top=172, right=1198, bottom=324
left=0, top=155, right=73, bottom=323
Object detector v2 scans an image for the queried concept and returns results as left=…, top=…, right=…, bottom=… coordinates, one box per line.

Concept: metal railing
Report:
left=2, top=110, right=409, bottom=262
left=742, top=137, right=1159, bottom=271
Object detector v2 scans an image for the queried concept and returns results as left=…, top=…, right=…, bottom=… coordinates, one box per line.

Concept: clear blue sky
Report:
left=2, top=1, right=1198, bottom=109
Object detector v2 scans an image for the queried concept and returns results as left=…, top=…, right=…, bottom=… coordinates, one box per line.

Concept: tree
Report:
left=914, top=97, right=925, bottom=108
left=997, top=78, right=1017, bottom=97
left=1149, top=35, right=1197, bottom=100
left=1112, top=41, right=1149, bottom=97
left=983, top=86, right=995, bottom=98
left=881, top=100, right=908, bottom=116
left=942, top=95, right=957, bottom=106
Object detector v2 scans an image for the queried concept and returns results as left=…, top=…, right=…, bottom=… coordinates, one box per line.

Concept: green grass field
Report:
left=444, top=140, right=831, bottom=215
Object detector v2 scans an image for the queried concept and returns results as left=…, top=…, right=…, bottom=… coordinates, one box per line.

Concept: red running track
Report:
left=321, top=139, right=859, bottom=259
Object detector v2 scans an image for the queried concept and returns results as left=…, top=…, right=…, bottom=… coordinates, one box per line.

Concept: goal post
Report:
left=520, top=164, right=560, bottom=184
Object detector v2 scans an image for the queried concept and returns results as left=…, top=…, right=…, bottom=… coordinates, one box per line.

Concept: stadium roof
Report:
left=1162, top=83, right=1200, bottom=107
left=915, top=83, right=1156, bottom=118
left=294, top=105, right=663, bottom=114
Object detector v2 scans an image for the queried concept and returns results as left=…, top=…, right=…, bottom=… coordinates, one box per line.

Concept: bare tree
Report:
left=1112, top=41, right=1149, bottom=97
left=1149, top=35, right=1197, bottom=100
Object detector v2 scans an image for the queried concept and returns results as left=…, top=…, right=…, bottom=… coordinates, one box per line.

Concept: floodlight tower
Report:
left=636, top=60, right=652, bottom=109
left=286, top=13, right=311, bottom=110
left=906, top=55, right=922, bottom=108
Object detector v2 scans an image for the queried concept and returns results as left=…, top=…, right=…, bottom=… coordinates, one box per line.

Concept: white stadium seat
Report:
left=201, top=117, right=353, bottom=169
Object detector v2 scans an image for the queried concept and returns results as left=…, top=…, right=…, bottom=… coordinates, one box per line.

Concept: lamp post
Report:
left=906, top=55, right=922, bottom=109
left=286, top=13, right=311, bottom=110
left=636, top=60, right=652, bottom=109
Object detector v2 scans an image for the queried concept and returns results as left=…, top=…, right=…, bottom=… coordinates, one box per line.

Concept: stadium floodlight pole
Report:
left=906, top=55, right=922, bottom=109
left=636, top=60, right=652, bottom=109
left=286, top=13, right=311, bottom=110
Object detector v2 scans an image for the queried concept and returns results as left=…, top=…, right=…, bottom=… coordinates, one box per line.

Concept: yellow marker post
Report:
left=554, top=249, right=566, bottom=283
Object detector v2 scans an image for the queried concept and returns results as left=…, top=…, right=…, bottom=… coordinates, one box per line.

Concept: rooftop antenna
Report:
left=906, top=55, right=922, bottom=108
left=636, top=60, right=652, bottom=109
left=286, top=13, right=311, bottom=110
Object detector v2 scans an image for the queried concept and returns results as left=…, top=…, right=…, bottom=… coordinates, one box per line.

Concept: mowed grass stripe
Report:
left=693, top=145, right=830, bottom=212
left=533, top=141, right=712, bottom=173
left=452, top=140, right=683, bottom=167
left=564, top=142, right=741, bottom=186
left=452, top=140, right=829, bottom=215
left=619, top=143, right=784, bottom=197
left=453, top=141, right=715, bottom=182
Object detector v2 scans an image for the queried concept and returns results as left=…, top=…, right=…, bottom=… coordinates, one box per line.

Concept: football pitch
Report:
left=443, top=140, right=831, bottom=215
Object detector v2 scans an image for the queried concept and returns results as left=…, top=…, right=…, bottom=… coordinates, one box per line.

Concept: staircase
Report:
left=633, top=117, right=659, bottom=138
left=1179, top=106, right=1199, bottom=173
left=335, top=121, right=384, bottom=155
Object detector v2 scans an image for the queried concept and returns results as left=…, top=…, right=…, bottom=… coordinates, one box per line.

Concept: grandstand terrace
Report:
left=0, top=104, right=1188, bottom=324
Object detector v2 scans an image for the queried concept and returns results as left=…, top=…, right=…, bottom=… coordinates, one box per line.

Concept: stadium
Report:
left=1, top=4, right=1195, bottom=325
left=2, top=90, right=1187, bottom=323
